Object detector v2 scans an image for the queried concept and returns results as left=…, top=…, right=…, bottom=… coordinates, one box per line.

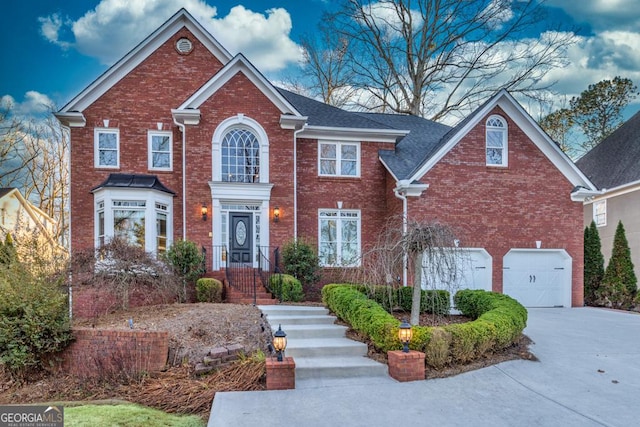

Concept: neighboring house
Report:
left=0, top=187, right=61, bottom=254
left=576, top=110, right=640, bottom=281
left=55, top=9, right=595, bottom=307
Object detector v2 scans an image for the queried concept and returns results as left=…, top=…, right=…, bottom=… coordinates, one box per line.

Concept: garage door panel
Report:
left=503, top=250, right=572, bottom=307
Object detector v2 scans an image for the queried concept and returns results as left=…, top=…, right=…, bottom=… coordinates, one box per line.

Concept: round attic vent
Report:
left=176, top=38, right=193, bottom=54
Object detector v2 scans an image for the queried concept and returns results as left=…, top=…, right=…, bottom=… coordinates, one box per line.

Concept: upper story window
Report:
left=486, top=115, right=507, bottom=167
left=222, top=128, right=260, bottom=183
left=318, top=210, right=361, bottom=267
left=148, top=131, right=172, bottom=170
left=95, top=128, right=119, bottom=168
left=319, top=141, right=360, bottom=177
left=593, top=199, right=606, bottom=227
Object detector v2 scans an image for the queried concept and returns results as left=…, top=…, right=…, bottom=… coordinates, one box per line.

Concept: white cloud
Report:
left=547, top=0, right=640, bottom=32
left=1, top=92, right=55, bottom=118
left=38, top=0, right=303, bottom=72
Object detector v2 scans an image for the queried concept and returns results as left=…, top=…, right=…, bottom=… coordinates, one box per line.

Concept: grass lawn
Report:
left=64, top=403, right=205, bottom=427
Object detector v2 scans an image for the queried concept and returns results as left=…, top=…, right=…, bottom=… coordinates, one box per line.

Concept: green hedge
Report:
left=322, top=285, right=527, bottom=369
left=269, top=274, right=304, bottom=302
left=357, top=285, right=450, bottom=315
left=195, top=278, right=223, bottom=303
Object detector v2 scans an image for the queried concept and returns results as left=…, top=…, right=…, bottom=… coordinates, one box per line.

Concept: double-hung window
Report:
left=95, top=128, right=119, bottom=168
left=593, top=200, right=606, bottom=227
left=319, top=141, right=360, bottom=177
left=148, top=131, right=172, bottom=170
left=319, top=210, right=361, bottom=267
left=486, top=116, right=507, bottom=167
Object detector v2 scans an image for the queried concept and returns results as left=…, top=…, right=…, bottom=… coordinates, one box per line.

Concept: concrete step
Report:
left=265, top=314, right=337, bottom=325
left=286, top=338, right=368, bottom=358
left=278, top=324, right=348, bottom=339
left=258, top=305, right=329, bottom=317
left=294, top=356, right=388, bottom=380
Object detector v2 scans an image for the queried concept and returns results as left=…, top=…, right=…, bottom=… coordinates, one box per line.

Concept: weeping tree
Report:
left=344, top=216, right=464, bottom=325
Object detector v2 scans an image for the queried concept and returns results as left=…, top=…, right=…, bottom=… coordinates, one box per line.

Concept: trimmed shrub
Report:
left=358, top=285, right=450, bottom=315
left=323, top=285, right=527, bottom=368
left=164, top=240, right=205, bottom=285
left=584, top=221, right=604, bottom=305
left=195, top=278, right=223, bottom=303
left=281, top=239, right=321, bottom=288
left=269, top=274, right=304, bottom=302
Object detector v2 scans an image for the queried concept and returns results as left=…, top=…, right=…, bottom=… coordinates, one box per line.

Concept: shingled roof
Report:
left=576, top=110, right=640, bottom=190
left=91, top=174, right=175, bottom=194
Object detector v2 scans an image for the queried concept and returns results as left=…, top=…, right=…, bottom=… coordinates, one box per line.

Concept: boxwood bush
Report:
left=269, top=274, right=304, bottom=302
left=322, top=285, right=527, bottom=368
left=357, top=285, right=450, bottom=315
left=195, top=278, right=223, bottom=303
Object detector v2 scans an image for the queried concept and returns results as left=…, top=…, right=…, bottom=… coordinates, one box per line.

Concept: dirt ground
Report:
left=73, top=303, right=275, bottom=366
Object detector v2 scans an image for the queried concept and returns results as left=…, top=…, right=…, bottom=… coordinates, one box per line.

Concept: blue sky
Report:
left=3, top=0, right=640, bottom=120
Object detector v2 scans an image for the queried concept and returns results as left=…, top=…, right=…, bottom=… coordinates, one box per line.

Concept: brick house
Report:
left=55, top=9, right=595, bottom=308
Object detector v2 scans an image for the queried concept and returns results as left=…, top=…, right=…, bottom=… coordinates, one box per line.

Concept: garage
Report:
left=421, top=248, right=492, bottom=305
left=503, top=249, right=572, bottom=307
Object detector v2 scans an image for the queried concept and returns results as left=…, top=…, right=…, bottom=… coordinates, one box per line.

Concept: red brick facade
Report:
left=60, top=11, right=590, bottom=308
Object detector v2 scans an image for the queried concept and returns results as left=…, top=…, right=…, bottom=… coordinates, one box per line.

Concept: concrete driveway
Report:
left=208, top=308, right=640, bottom=427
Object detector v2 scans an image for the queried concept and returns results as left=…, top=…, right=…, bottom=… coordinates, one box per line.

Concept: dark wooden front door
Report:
left=229, top=213, right=252, bottom=263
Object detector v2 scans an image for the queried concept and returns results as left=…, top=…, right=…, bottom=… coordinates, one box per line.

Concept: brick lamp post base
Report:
left=266, top=356, right=295, bottom=390
left=388, top=350, right=425, bottom=382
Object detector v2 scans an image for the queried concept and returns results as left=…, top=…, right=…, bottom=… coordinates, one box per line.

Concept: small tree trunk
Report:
left=410, top=253, right=422, bottom=325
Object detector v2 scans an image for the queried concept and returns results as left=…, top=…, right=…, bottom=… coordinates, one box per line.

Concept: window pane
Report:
left=222, top=129, right=259, bottom=182
left=320, top=143, right=336, bottom=159
left=321, top=219, right=337, bottom=242
left=321, top=159, right=336, bottom=175
left=157, top=212, right=167, bottom=253
left=152, top=135, right=170, bottom=151
left=487, top=130, right=503, bottom=148
left=114, top=209, right=145, bottom=247
left=99, top=150, right=117, bottom=166
left=153, top=152, right=170, bottom=168
left=341, top=144, right=356, bottom=160
left=99, top=133, right=117, bottom=149
left=486, top=148, right=503, bottom=165
left=341, top=160, right=356, bottom=176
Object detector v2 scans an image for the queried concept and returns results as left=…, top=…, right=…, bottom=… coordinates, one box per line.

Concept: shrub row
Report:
left=269, top=274, right=304, bottom=302
left=357, top=285, right=450, bottom=315
left=195, top=278, right=223, bottom=303
left=322, top=285, right=527, bottom=369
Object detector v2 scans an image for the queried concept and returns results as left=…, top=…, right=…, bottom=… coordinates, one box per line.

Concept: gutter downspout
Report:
left=393, top=186, right=408, bottom=287
left=293, top=125, right=305, bottom=240
left=60, top=122, right=73, bottom=320
left=173, top=116, right=187, bottom=239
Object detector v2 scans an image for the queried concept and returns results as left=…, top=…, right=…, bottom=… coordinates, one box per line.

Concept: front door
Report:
left=229, top=213, right=252, bottom=263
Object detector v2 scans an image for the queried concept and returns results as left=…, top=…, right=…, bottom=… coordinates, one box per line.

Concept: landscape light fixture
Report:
left=273, top=206, right=280, bottom=223
left=273, top=324, right=287, bottom=362
left=201, top=204, right=208, bottom=221
left=398, top=320, right=413, bottom=353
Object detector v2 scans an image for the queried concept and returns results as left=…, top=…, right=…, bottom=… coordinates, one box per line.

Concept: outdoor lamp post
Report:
left=273, top=324, right=287, bottom=362
left=398, top=320, right=413, bottom=353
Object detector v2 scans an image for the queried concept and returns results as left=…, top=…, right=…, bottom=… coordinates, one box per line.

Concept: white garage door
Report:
left=503, top=249, right=572, bottom=307
left=421, top=248, right=492, bottom=305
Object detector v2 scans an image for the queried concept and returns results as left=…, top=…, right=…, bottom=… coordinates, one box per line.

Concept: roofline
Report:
left=299, top=125, right=408, bottom=143
left=176, top=53, right=302, bottom=117
left=583, top=178, right=640, bottom=203
left=59, top=8, right=233, bottom=113
left=54, top=111, right=86, bottom=127
left=378, top=153, right=401, bottom=182
left=408, top=90, right=597, bottom=191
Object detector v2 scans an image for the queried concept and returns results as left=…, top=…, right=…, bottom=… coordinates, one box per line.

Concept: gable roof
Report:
left=177, top=54, right=300, bottom=116
left=576, top=110, right=640, bottom=190
left=58, top=8, right=232, bottom=114
left=386, top=90, right=596, bottom=190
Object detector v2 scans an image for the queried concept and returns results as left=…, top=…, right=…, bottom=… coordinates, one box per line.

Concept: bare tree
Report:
left=539, top=107, right=577, bottom=158
left=345, top=216, right=465, bottom=325
left=307, top=0, right=574, bottom=121
left=0, top=99, right=39, bottom=186
left=298, top=22, right=358, bottom=108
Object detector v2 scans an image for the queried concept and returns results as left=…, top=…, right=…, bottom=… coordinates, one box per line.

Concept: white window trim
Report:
left=212, top=114, right=270, bottom=183
left=318, top=209, right=361, bottom=267
left=485, top=115, right=508, bottom=167
left=148, top=130, right=173, bottom=171
left=94, top=188, right=173, bottom=254
left=593, top=199, right=607, bottom=227
left=318, top=141, right=361, bottom=178
left=94, top=128, right=120, bottom=169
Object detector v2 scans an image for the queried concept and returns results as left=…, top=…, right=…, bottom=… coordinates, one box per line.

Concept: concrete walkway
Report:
left=208, top=307, right=640, bottom=427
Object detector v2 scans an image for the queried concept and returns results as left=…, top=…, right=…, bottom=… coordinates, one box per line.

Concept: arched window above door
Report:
left=222, top=128, right=260, bottom=183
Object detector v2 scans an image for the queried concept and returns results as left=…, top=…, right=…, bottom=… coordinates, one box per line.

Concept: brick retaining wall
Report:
left=60, top=328, right=169, bottom=378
